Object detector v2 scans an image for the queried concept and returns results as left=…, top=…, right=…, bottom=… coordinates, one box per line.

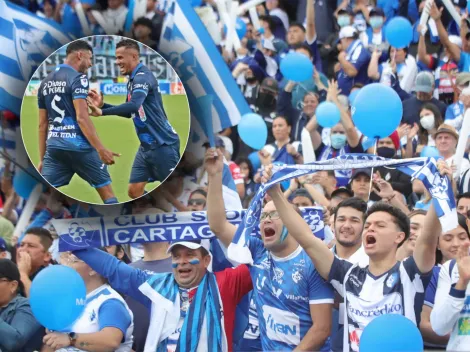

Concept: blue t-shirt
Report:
left=248, top=238, right=334, bottom=351
left=102, top=63, right=180, bottom=147
left=38, top=64, right=93, bottom=152
left=337, top=40, right=371, bottom=96
left=458, top=51, right=470, bottom=72
left=424, top=265, right=441, bottom=308
left=61, top=0, right=96, bottom=38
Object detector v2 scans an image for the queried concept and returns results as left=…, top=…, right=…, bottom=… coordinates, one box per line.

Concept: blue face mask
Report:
left=331, top=133, right=347, bottom=149
left=337, top=15, right=351, bottom=28
left=369, top=16, right=384, bottom=29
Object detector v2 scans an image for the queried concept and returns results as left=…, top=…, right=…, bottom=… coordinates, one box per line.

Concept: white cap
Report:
left=339, top=26, right=357, bottom=40
left=167, top=240, right=210, bottom=254
left=262, top=39, right=276, bottom=52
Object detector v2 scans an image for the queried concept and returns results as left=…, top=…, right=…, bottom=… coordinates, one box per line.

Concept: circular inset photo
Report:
left=20, top=36, right=190, bottom=205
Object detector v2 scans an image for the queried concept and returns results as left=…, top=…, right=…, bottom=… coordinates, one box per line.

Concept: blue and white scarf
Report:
left=139, top=272, right=226, bottom=352
left=227, top=154, right=458, bottom=264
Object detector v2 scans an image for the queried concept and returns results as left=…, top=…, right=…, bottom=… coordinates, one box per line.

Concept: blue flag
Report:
left=0, top=0, right=73, bottom=114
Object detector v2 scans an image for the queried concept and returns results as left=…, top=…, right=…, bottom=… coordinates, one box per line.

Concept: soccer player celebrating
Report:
left=259, top=160, right=452, bottom=352
left=206, top=148, right=333, bottom=352
left=87, top=39, right=181, bottom=199
left=38, top=40, right=119, bottom=204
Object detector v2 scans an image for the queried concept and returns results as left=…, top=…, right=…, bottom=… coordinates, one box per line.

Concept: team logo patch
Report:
left=81, top=76, right=88, bottom=87
left=292, top=269, right=302, bottom=284
left=386, top=272, right=399, bottom=288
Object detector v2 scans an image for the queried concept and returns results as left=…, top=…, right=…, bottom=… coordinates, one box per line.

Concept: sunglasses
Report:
left=188, top=199, right=206, bottom=206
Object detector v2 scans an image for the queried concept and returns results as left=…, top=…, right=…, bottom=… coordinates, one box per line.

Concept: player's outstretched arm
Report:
left=207, top=148, right=237, bottom=248
left=38, top=108, right=48, bottom=172
left=262, top=165, right=334, bottom=280
left=74, top=99, right=120, bottom=165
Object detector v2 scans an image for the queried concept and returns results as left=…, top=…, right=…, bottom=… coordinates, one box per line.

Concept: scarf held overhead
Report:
left=228, top=154, right=457, bottom=265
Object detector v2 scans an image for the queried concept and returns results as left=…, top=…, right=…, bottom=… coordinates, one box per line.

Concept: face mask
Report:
left=337, top=15, right=351, bottom=28
left=369, top=16, right=384, bottom=29
left=420, top=114, right=435, bottom=130
left=377, top=147, right=395, bottom=158
left=246, top=77, right=257, bottom=84
left=257, top=92, right=276, bottom=108
left=331, top=133, right=347, bottom=149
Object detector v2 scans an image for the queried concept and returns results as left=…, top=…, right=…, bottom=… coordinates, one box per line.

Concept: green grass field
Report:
left=21, top=95, right=190, bottom=204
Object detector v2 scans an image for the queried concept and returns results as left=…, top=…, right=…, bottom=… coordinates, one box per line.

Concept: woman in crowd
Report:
left=420, top=213, right=470, bottom=349
left=235, top=157, right=258, bottom=208
left=42, top=252, right=134, bottom=351
left=0, top=259, right=43, bottom=352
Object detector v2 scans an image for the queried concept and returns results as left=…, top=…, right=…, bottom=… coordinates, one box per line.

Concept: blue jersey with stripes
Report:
left=38, top=64, right=93, bottom=151
left=124, top=63, right=179, bottom=147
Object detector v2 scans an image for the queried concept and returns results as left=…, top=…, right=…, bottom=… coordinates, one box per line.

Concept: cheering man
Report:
left=87, top=39, right=181, bottom=199
left=38, top=40, right=119, bottom=204
left=260, top=160, right=451, bottom=352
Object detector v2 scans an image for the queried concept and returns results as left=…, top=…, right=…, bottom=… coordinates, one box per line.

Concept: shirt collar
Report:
left=58, top=63, right=77, bottom=72
left=130, top=62, right=144, bottom=79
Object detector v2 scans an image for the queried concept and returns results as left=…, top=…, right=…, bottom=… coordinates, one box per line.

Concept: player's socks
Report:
left=104, top=197, right=118, bottom=204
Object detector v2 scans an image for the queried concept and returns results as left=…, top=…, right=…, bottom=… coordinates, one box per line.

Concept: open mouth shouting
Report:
left=177, top=267, right=193, bottom=279
left=263, top=226, right=276, bottom=239
left=365, top=234, right=377, bottom=249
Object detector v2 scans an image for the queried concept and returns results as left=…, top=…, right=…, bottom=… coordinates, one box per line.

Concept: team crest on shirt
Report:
left=386, top=272, right=399, bottom=288
left=273, top=268, right=284, bottom=284
left=80, top=75, right=88, bottom=87
left=292, top=269, right=302, bottom=284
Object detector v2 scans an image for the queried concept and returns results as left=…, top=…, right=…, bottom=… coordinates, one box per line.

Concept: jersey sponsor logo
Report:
left=272, top=286, right=282, bottom=298
left=133, top=83, right=149, bottom=91
left=273, top=268, right=284, bottom=284
left=348, top=274, right=362, bottom=288
left=244, top=322, right=260, bottom=338
left=285, top=294, right=309, bottom=302
left=43, top=80, right=66, bottom=94
left=74, top=88, right=88, bottom=95
left=138, top=106, right=147, bottom=122
left=458, top=317, right=470, bottom=335
left=292, top=269, right=302, bottom=284
left=256, top=275, right=267, bottom=290
left=262, top=305, right=300, bottom=345
left=346, top=292, right=403, bottom=323
left=294, top=259, right=306, bottom=267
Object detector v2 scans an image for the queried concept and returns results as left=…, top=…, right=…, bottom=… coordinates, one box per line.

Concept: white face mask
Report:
left=420, top=114, right=435, bottom=130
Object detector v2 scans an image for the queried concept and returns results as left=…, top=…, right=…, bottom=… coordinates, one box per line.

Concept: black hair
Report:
left=190, top=189, right=208, bottom=199
left=134, top=17, right=153, bottom=30
left=292, top=42, right=313, bottom=59
left=116, top=39, right=140, bottom=53
left=417, top=103, right=444, bottom=145
left=25, top=227, right=53, bottom=251
left=366, top=202, right=410, bottom=247
left=235, top=157, right=254, bottom=180
left=66, top=40, right=93, bottom=57
left=273, top=115, right=291, bottom=126
left=457, top=192, right=470, bottom=204
left=0, top=259, right=25, bottom=296
left=289, top=22, right=306, bottom=32
left=334, top=197, right=368, bottom=221
left=131, top=194, right=157, bottom=209
left=436, top=213, right=470, bottom=264
left=352, top=82, right=365, bottom=90
left=259, top=15, right=276, bottom=32
left=408, top=209, right=427, bottom=218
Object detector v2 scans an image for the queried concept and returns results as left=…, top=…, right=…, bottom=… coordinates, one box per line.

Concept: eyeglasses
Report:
left=260, top=211, right=280, bottom=221
left=188, top=199, right=206, bottom=206
left=60, top=253, right=84, bottom=265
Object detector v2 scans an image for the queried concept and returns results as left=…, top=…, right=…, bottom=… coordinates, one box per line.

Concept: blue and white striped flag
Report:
left=158, top=0, right=251, bottom=133
left=0, top=0, right=73, bottom=114
left=228, top=154, right=458, bottom=264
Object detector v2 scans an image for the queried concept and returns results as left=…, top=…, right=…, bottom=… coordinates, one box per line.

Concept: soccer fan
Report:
left=72, top=240, right=252, bottom=351
left=206, top=149, right=333, bottom=351
left=37, top=40, right=119, bottom=204
left=43, top=251, right=134, bottom=351
left=87, top=39, right=181, bottom=199
left=258, top=160, right=451, bottom=351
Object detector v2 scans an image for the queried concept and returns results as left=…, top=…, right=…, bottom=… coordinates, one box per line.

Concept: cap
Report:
left=167, top=240, right=208, bottom=254
left=203, top=136, right=225, bottom=149
left=388, top=131, right=400, bottom=151
left=456, top=72, right=470, bottom=86
left=434, top=124, right=459, bottom=140
left=0, top=238, right=6, bottom=251
left=290, top=188, right=314, bottom=203
left=415, top=71, right=434, bottom=93
left=0, top=258, right=19, bottom=281
left=331, top=187, right=354, bottom=199
left=262, top=39, right=277, bottom=52
left=261, top=77, right=279, bottom=93
left=337, top=8, right=354, bottom=16
left=369, top=7, right=385, bottom=17
left=351, top=168, right=372, bottom=181
left=339, top=26, right=357, bottom=40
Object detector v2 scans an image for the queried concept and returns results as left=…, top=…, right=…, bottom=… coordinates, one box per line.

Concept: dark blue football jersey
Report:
left=38, top=64, right=92, bottom=151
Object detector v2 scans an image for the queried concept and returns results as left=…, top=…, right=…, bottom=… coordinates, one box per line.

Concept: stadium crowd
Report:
left=1, top=0, right=470, bottom=351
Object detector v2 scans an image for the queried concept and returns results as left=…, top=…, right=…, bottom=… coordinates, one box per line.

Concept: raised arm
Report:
left=206, top=148, right=237, bottom=248
left=263, top=165, right=334, bottom=280
left=367, top=50, right=382, bottom=81
left=305, top=0, right=316, bottom=42
left=417, top=26, right=431, bottom=67
left=38, top=108, right=48, bottom=172
left=430, top=1, right=461, bottom=63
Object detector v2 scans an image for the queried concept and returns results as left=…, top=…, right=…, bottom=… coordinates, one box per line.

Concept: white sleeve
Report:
left=430, top=263, right=466, bottom=336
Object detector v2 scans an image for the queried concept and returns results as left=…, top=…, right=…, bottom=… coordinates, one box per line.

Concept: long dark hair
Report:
left=436, top=213, right=470, bottom=264
left=418, top=103, right=444, bottom=146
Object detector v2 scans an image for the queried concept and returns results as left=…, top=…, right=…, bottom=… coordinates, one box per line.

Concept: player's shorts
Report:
left=42, top=148, right=112, bottom=189
left=129, top=140, right=180, bottom=184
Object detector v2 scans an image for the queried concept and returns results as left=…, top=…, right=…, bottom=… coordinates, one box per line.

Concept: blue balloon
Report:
left=316, top=102, right=341, bottom=128
left=13, top=166, right=40, bottom=199
left=420, top=146, right=441, bottom=158
left=239, top=113, right=268, bottom=150
left=248, top=151, right=261, bottom=171
left=349, top=89, right=361, bottom=105
left=360, top=314, right=423, bottom=352
left=280, top=52, right=313, bottom=82
left=223, top=18, right=247, bottom=39
left=30, top=265, right=86, bottom=331
left=258, top=27, right=265, bottom=34
left=352, top=83, right=402, bottom=139
left=385, top=16, right=413, bottom=49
